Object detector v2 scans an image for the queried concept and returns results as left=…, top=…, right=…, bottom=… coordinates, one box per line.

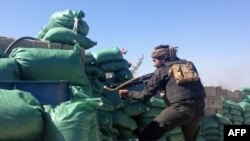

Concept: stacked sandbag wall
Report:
left=198, top=87, right=250, bottom=141
left=0, top=9, right=101, bottom=141
left=85, top=47, right=137, bottom=140
left=204, top=86, right=243, bottom=117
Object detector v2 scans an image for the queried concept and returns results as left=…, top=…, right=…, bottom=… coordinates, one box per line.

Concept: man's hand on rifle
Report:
left=119, top=89, right=129, bottom=98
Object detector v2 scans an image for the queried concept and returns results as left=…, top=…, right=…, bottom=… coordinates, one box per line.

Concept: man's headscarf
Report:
left=151, top=45, right=178, bottom=60
left=151, top=45, right=170, bottom=58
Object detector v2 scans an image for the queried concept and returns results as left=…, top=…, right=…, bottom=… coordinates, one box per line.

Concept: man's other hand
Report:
left=119, top=89, right=129, bottom=98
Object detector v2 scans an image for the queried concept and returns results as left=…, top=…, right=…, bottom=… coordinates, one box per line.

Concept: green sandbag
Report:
left=100, top=134, right=113, bottom=141
left=239, top=101, right=250, bottom=112
left=243, top=112, right=250, bottom=119
left=157, top=135, right=167, bottom=141
left=239, top=87, right=250, bottom=94
left=118, top=128, right=138, bottom=140
left=169, top=127, right=182, bottom=135
left=36, top=9, right=89, bottom=38
left=201, top=118, right=218, bottom=131
left=111, top=110, right=137, bottom=131
left=10, top=44, right=88, bottom=86
left=87, top=76, right=104, bottom=94
left=243, top=114, right=250, bottom=124
left=146, top=95, right=167, bottom=108
left=42, top=27, right=97, bottom=49
left=85, top=51, right=97, bottom=65
left=215, top=113, right=232, bottom=125
left=88, top=115, right=100, bottom=141
left=0, top=89, right=43, bottom=141
left=222, top=99, right=242, bottom=111
left=196, top=135, right=206, bottom=141
left=222, top=108, right=230, bottom=114
left=97, top=111, right=113, bottom=129
left=43, top=99, right=100, bottom=141
left=229, top=108, right=242, bottom=116
left=137, top=117, right=153, bottom=130
left=100, top=59, right=130, bottom=72
left=139, top=107, right=163, bottom=118
left=0, top=58, right=20, bottom=80
left=122, top=102, right=149, bottom=117
left=103, top=89, right=125, bottom=109
left=85, top=65, right=106, bottom=81
left=204, top=136, right=220, bottom=141
left=231, top=115, right=243, bottom=124
left=71, top=84, right=92, bottom=100
left=202, top=128, right=221, bottom=137
left=114, top=68, right=133, bottom=82
left=203, top=128, right=221, bottom=141
left=167, top=132, right=184, bottom=141
left=0, top=50, right=8, bottom=58
left=97, top=96, right=115, bottom=112
left=92, top=47, right=123, bottom=64
left=243, top=95, right=250, bottom=101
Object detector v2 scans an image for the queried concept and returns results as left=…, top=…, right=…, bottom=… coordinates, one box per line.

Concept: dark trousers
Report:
left=139, top=100, right=204, bottom=141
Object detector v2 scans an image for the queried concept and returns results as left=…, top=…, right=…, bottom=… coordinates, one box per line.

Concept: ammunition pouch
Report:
left=168, top=62, right=200, bottom=84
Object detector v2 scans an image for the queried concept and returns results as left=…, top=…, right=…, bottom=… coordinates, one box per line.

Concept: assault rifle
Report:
left=104, top=72, right=153, bottom=91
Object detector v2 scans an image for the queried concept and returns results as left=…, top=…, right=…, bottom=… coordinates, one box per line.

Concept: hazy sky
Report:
left=0, top=0, right=249, bottom=89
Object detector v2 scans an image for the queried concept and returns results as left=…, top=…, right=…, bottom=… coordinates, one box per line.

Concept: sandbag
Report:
left=88, top=115, right=100, bottom=141
left=139, top=107, right=163, bottom=118
left=137, top=117, right=153, bottom=132
left=87, top=76, right=104, bottom=94
left=231, top=115, right=243, bottom=125
left=103, top=89, right=125, bottom=109
left=43, top=99, right=100, bottom=141
left=100, top=59, right=130, bottom=72
left=202, top=128, right=221, bottom=141
left=92, top=47, right=123, bottom=64
left=85, top=51, right=97, bottom=65
left=85, top=65, right=106, bottom=81
left=114, top=69, right=133, bottom=82
left=97, top=96, right=115, bottom=112
left=122, top=102, right=149, bottom=117
left=118, top=128, right=138, bottom=140
left=240, top=87, right=250, bottom=94
left=201, top=118, right=218, bottom=131
left=196, top=135, right=206, bottom=141
left=169, top=127, right=182, bottom=135
left=229, top=108, right=242, bottom=116
left=222, top=99, right=242, bottom=111
left=36, top=9, right=89, bottom=38
left=71, top=84, right=92, bottom=100
left=146, top=95, right=167, bottom=108
left=243, top=112, right=250, bottom=124
left=0, top=50, right=8, bottom=58
left=0, top=89, right=43, bottom=141
left=215, top=113, right=232, bottom=125
left=111, top=110, right=137, bottom=131
left=0, top=58, right=20, bottom=80
left=10, top=43, right=88, bottom=85
left=97, top=111, right=113, bottom=129
left=167, top=132, right=184, bottom=141
left=42, top=27, right=96, bottom=49
left=239, top=101, right=250, bottom=112
left=243, top=95, right=250, bottom=102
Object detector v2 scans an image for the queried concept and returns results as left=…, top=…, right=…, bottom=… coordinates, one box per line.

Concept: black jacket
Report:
left=128, top=57, right=206, bottom=105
